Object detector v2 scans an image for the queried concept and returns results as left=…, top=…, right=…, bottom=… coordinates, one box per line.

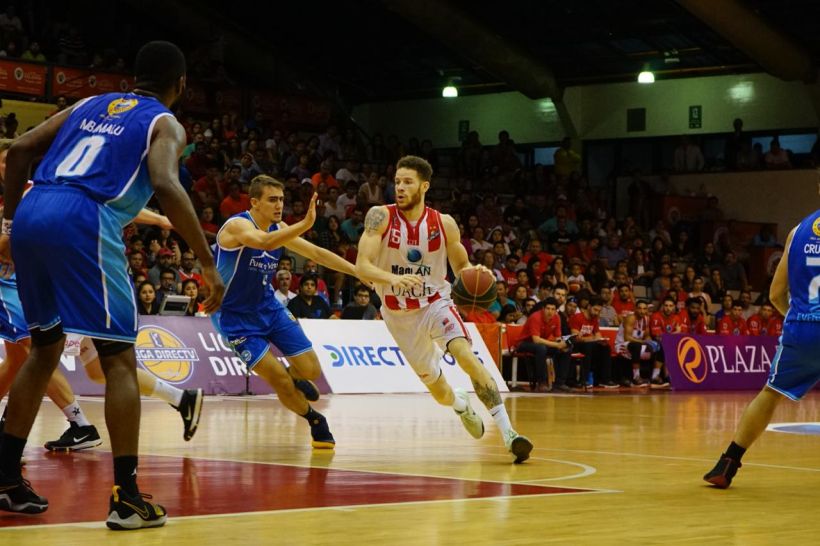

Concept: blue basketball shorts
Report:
left=0, top=278, right=30, bottom=342
left=213, top=306, right=313, bottom=368
left=766, top=321, right=820, bottom=401
left=11, top=186, right=138, bottom=342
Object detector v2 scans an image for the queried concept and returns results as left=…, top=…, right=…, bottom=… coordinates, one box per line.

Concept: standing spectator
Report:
left=491, top=130, right=521, bottom=175
left=724, top=118, right=746, bottom=170
left=554, top=137, right=581, bottom=180
left=764, top=138, right=791, bottom=169
left=673, top=135, right=705, bottom=172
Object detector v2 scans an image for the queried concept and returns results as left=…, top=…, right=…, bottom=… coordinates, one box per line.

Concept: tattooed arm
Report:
left=355, top=205, right=422, bottom=289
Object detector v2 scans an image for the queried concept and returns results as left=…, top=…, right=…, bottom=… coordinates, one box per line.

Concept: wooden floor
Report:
left=2, top=389, right=820, bottom=545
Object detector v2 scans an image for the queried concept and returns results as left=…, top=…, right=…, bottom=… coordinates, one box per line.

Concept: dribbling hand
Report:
left=200, top=265, right=225, bottom=314
left=391, top=274, right=423, bottom=291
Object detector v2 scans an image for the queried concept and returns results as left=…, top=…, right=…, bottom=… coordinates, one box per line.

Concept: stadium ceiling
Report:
left=143, top=0, right=820, bottom=103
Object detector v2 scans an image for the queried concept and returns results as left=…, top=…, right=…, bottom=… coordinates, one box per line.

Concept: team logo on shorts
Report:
left=135, top=326, right=199, bottom=384
left=813, top=217, right=820, bottom=237
left=676, top=336, right=707, bottom=384
left=107, top=98, right=138, bottom=117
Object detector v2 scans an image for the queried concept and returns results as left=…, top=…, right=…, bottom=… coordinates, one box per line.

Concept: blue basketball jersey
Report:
left=33, top=92, right=173, bottom=225
left=215, top=211, right=282, bottom=315
left=786, top=209, right=820, bottom=323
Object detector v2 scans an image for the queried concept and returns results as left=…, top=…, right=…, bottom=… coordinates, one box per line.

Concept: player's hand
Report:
left=157, top=215, right=173, bottom=231
left=470, top=264, right=493, bottom=275
left=391, top=274, right=423, bottom=291
left=557, top=340, right=568, bottom=350
left=0, top=234, right=13, bottom=279
left=302, top=193, right=318, bottom=229
left=200, top=265, right=225, bottom=314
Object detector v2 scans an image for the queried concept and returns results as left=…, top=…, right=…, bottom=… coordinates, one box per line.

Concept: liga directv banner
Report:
left=299, top=319, right=508, bottom=394
left=662, top=333, right=778, bottom=391
left=29, top=317, right=503, bottom=396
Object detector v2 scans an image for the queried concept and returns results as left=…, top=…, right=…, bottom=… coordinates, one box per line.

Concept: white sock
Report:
left=652, top=367, right=661, bottom=379
left=152, top=380, right=184, bottom=408
left=490, top=404, right=513, bottom=436
left=452, top=392, right=468, bottom=413
left=633, top=368, right=641, bottom=379
left=62, top=401, right=91, bottom=427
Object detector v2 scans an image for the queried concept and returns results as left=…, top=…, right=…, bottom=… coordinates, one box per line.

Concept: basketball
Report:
left=452, top=268, right=497, bottom=309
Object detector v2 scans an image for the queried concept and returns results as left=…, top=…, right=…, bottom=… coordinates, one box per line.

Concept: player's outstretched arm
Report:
left=147, top=116, right=223, bottom=313
left=284, top=234, right=356, bottom=277
left=769, top=227, right=796, bottom=316
left=219, top=193, right=318, bottom=252
left=356, top=205, right=422, bottom=289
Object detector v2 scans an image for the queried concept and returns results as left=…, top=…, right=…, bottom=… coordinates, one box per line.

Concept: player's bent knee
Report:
left=288, top=351, right=321, bottom=379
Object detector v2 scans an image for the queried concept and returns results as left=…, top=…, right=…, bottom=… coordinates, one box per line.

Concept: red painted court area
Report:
left=0, top=451, right=588, bottom=527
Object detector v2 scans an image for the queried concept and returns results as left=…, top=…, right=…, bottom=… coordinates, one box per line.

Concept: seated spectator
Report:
left=717, top=299, right=749, bottom=335
left=747, top=302, right=783, bottom=337
left=612, top=283, right=636, bottom=318
left=128, top=249, right=149, bottom=280
left=764, top=138, right=791, bottom=169
left=21, top=41, right=46, bottom=62
left=358, top=172, right=383, bottom=205
left=336, top=180, right=359, bottom=217
left=720, top=251, right=749, bottom=291
left=199, top=206, right=219, bottom=243
left=274, top=269, right=296, bottom=307
left=752, top=225, right=778, bottom=247
left=238, top=152, right=262, bottom=182
left=566, top=262, right=587, bottom=294
left=714, top=293, right=733, bottom=322
left=679, top=297, right=708, bottom=335
left=738, top=289, right=755, bottom=319
left=181, top=279, right=201, bottom=316
left=695, top=242, right=722, bottom=277
left=569, top=297, right=617, bottom=388
left=185, top=141, right=210, bottom=180
left=598, top=234, right=628, bottom=269
left=341, top=285, right=379, bottom=320
left=689, top=276, right=713, bottom=309
left=541, top=255, right=566, bottom=288
left=706, top=267, right=727, bottom=301
left=288, top=274, right=333, bottom=319
left=336, top=159, right=359, bottom=184
left=476, top=194, right=502, bottom=230
left=156, top=267, right=180, bottom=304
left=193, top=164, right=223, bottom=210
left=538, top=203, right=578, bottom=238
left=220, top=181, right=251, bottom=218
left=177, top=251, right=203, bottom=286
left=651, top=262, right=673, bottom=302
left=148, top=248, right=178, bottom=287
left=615, top=300, right=655, bottom=387
left=137, top=281, right=159, bottom=315
left=516, top=297, right=571, bottom=393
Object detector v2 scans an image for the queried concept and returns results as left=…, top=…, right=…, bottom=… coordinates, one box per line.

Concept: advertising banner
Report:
left=52, top=66, right=131, bottom=98
left=0, top=59, right=47, bottom=96
left=300, top=319, right=508, bottom=394
left=662, top=334, right=777, bottom=391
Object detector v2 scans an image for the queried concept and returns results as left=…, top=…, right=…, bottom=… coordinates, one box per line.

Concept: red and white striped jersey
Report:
left=376, top=205, right=451, bottom=311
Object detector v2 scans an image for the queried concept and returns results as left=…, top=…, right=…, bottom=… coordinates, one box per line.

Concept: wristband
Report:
left=1, top=219, right=11, bottom=236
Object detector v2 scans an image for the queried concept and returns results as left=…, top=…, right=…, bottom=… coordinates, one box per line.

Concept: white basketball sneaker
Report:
left=454, top=388, right=485, bottom=439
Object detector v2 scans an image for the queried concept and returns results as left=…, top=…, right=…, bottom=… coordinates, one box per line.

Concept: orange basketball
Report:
left=452, top=268, right=496, bottom=309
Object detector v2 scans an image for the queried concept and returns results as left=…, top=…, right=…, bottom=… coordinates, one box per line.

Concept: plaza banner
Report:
left=662, top=334, right=777, bottom=391
left=0, top=59, right=47, bottom=96
left=36, top=317, right=503, bottom=396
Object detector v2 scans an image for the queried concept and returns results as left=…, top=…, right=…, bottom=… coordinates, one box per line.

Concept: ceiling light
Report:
left=442, top=85, right=458, bottom=98
left=637, top=71, right=655, bottom=84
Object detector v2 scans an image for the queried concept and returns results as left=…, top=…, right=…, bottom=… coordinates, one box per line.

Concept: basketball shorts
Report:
left=12, top=186, right=137, bottom=342
left=0, top=277, right=30, bottom=342
left=381, top=297, right=471, bottom=384
left=766, top=321, right=820, bottom=401
left=213, top=306, right=313, bottom=368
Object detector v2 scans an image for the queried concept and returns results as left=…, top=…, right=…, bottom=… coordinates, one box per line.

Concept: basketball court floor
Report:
left=2, top=390, right=820, bottom=544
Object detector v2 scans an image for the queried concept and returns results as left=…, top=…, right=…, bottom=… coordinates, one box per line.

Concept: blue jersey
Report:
left=215, top=211, right=282, bottom=315
left=33, top=92, right=173, bottom=226
left=786, top=209, right=820, bottom=323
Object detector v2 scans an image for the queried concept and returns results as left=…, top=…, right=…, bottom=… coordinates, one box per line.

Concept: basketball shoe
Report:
left=177, top=388, right=204, bottom=441
left=0, top=474, right=47, bottom=514
left=504, top=430, right=533, bottom=464
left=703, top=454, right=741, bottom=488
left=309, top=414, right=336, bottom=449
left=44, top=421, right=102, bottom=451
left=454, top=388, right=484, bottom=439
left=106, top=486, right=167, bottom=530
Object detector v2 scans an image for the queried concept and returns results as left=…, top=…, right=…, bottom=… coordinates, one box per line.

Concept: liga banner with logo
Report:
left=299, top=319, right=508, bottom=394
left=662, top=334, right=778, bottom=391
left=0, top=59, right=47, bottom=96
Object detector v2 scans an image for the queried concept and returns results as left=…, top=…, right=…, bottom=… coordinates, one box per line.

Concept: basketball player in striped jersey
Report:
left=356, top=155, right=533, bottom=463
